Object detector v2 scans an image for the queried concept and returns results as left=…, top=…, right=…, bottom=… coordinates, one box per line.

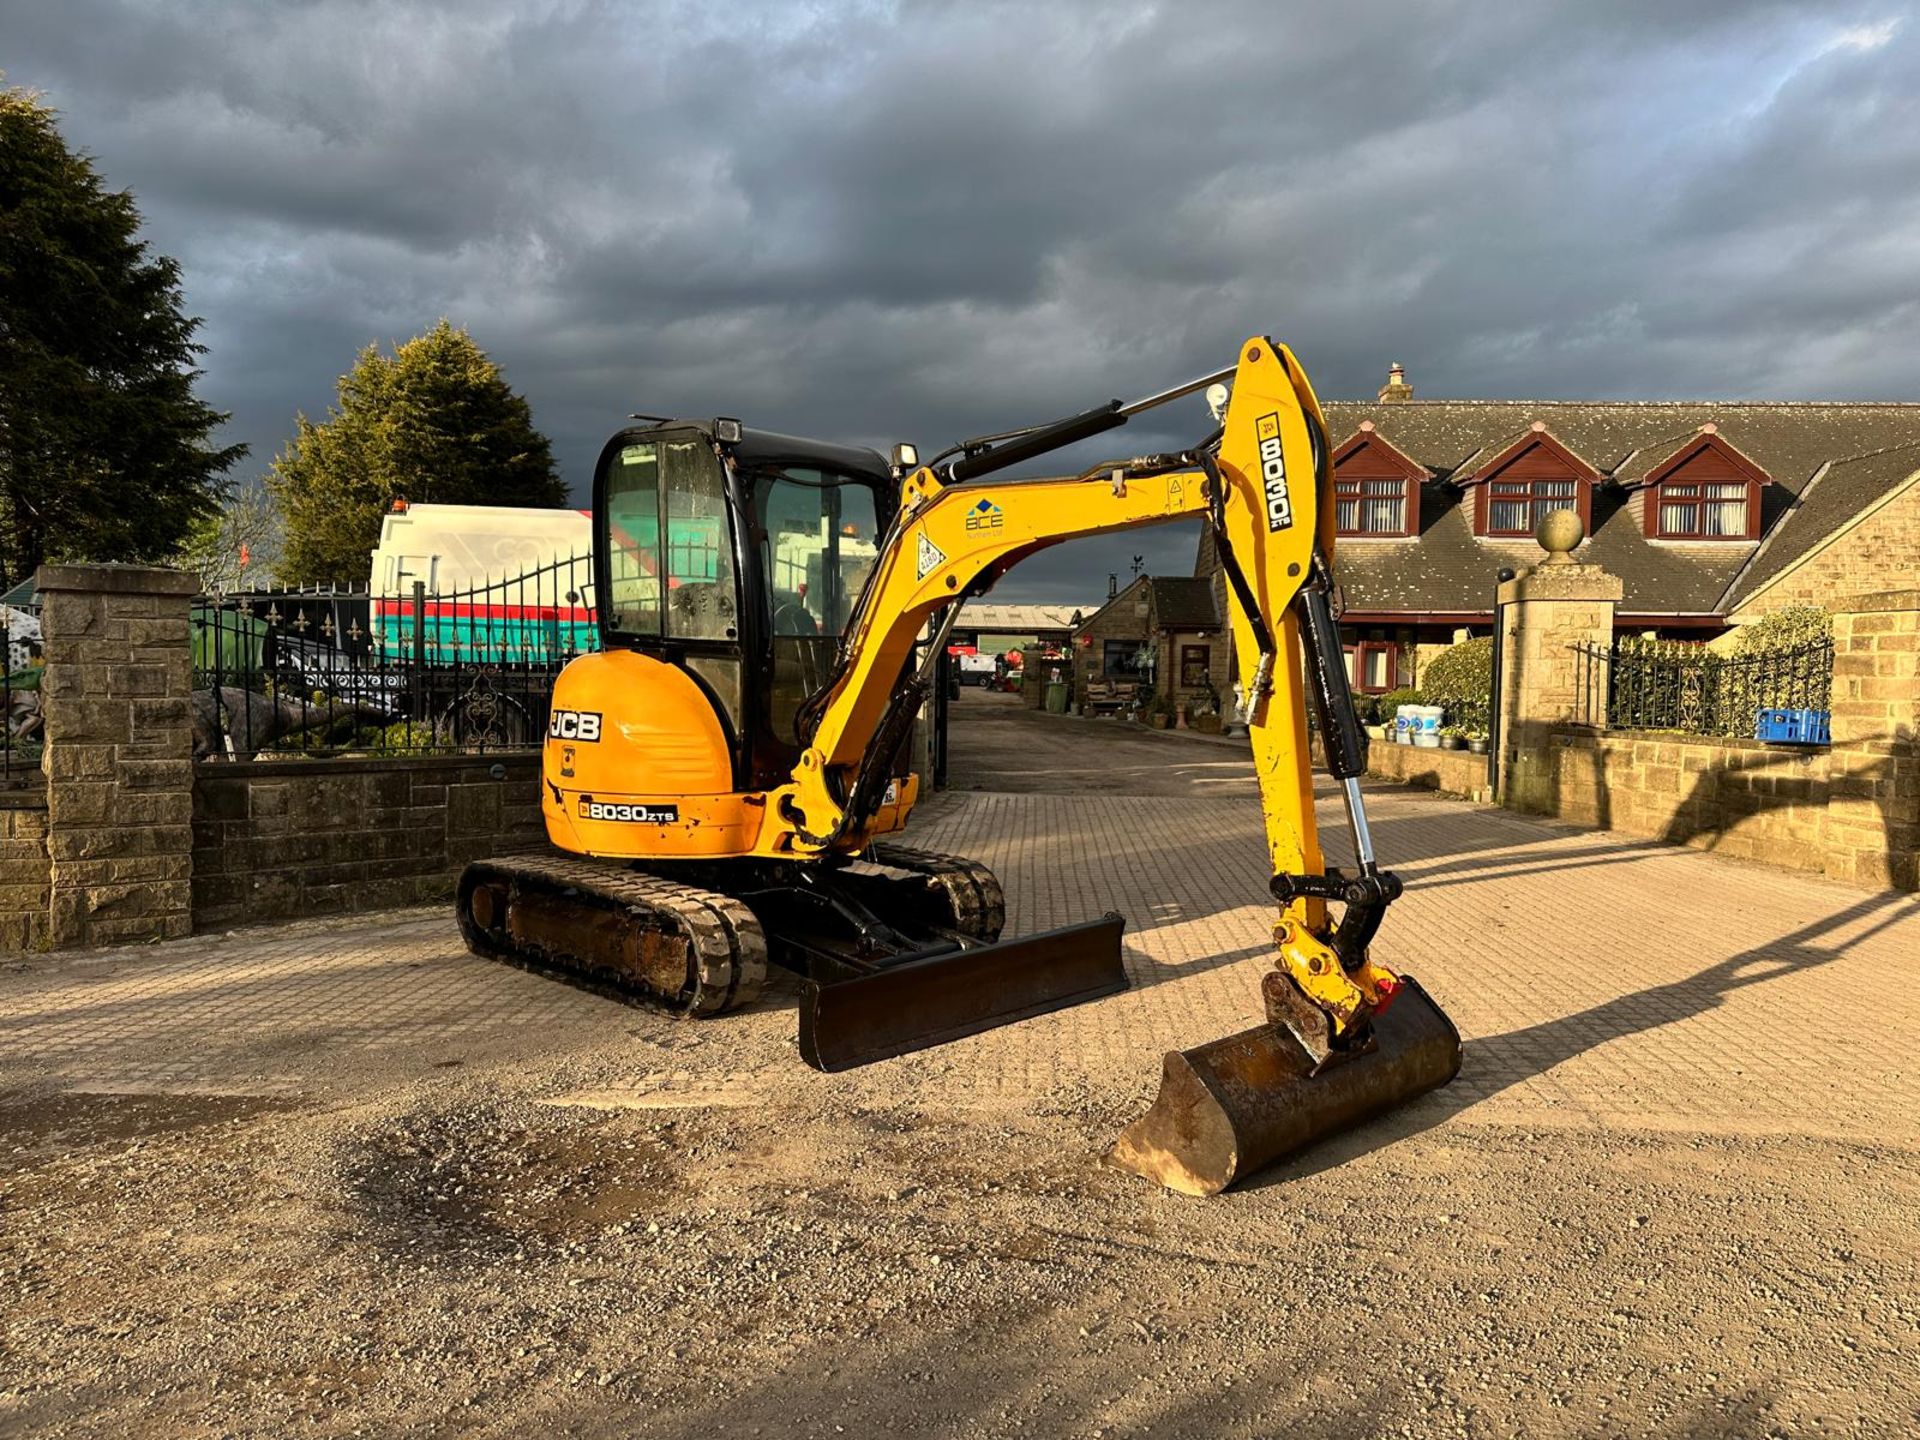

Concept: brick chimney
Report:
left=1377, top=362, right=1414, bottom=403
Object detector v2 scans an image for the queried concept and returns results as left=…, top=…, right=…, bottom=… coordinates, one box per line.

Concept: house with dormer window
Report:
left=1195, top=365, right=1920, bottom=692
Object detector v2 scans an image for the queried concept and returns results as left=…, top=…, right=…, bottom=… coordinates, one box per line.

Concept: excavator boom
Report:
left=767, top=335, right=1459, bottom=1191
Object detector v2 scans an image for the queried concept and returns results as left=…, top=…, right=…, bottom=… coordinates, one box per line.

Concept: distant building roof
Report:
left=1320, top=398, right=1920, bottom=618
left=957, top=602, right=1089, bottom=632
left=1148, top=577, right=1221, bottom=629
left=1725, top=441, right=1920, bottom=610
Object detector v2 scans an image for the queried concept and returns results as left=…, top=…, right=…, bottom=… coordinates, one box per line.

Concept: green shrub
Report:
left=372, top=721, right=437, bottom=754
left=1420, top=635, right=1493, bottom=730
left=1733, top=605, right=1831, bottom=654
left=1376, top=686, right=1424, bottom=717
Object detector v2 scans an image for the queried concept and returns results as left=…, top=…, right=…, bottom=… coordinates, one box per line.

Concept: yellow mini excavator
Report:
left=457, top=337, right=1460, bottom=1194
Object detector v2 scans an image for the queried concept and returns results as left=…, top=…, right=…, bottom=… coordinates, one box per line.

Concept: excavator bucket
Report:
left=1109, top=976, right=1460, bottom=1196
left=797, top=913, right=1128, bottom=1071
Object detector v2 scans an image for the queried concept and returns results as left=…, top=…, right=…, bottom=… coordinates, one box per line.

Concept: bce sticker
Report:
left=964, top=497, right=1005, bottom=532
left=1256, top=412, right=1293, bottom=532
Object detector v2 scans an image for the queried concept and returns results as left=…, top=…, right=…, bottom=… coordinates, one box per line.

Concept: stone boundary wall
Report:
left=192, top=754, right=547, bottom=930
left=1541, top=728, right=1834, bottom=877
left=0, top=789, right=51, bottom=952
left=1366, top=741, right=1490, bottom=800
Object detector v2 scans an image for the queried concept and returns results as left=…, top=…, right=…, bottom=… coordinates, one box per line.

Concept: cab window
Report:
left=602, top=436, right=738, bottom=642
left=754, top=469, right=880, bottom=636
left=752, top=468, right=881, bottom=740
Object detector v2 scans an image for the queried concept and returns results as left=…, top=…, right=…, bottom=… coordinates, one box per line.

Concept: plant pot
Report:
left=1150, top=714, right=1171, bottom=730
left=1440, top=735, right=1466, bottom=751
left=1193, top=714, right=1221, bottom=735
left=1467, top=738, right=1489, bottom=755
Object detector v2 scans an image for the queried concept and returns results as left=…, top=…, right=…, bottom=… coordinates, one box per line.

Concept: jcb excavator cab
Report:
left=588, top=421, right=899, bottom=792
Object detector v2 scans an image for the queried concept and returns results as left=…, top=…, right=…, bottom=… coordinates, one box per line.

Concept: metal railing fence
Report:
left=1574, top=636, right=1834, bottom=740
left=193, top=553, right=599, bottom=759
left=3, top=595, right=45, bottom=784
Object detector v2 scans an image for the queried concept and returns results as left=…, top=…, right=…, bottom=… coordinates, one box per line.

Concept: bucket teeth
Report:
left=1110, top=975, right=1461, bottom=1195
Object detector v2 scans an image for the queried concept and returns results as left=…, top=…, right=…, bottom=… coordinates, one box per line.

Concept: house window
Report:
left=1656, top=481, right=1749, bottom=539
left=1347, top=641, right=1398, bottom=693
left=1487, top=478, right=1578, bottom=537
left=1335, top=477, right=1409, bottom=536
left=1101, top=639, right=1144, bottom=678
left=1179, top=644, right=1210, bottom=688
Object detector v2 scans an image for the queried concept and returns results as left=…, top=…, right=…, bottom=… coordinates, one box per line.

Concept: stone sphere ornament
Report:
left=1536, top=508, right=1585, bottom=561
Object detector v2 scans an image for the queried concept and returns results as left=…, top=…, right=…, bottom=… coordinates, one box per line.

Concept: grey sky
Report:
left=6, top=0, right=1915, bottom=601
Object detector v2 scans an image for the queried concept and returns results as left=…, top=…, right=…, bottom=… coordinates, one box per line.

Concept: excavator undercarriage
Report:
left=460, top=844, right=1129, bottom=1072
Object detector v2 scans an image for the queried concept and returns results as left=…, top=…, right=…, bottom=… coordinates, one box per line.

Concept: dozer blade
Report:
left=1109, top=976, right=1460, bottom=1196
left=798, top=913, right=1128, bottom=1072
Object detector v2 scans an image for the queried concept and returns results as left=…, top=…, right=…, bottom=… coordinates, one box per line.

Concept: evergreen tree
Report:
left=0, top=84, right=243, bottom=588
left=268, top=320, right=565, bottom=585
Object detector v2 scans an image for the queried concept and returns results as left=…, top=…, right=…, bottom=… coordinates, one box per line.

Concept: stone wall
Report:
left=1072, top=579, right=1151, bottom=707
left=1367, top=739, right=1491, bottom=800
left=0, top=791, right=50, bottom=952
left=1515, top=588, right=1919, bottom=891
left=1542, top=729, right=1831, bottom=875
left=192, top=754, right=547, bottom=929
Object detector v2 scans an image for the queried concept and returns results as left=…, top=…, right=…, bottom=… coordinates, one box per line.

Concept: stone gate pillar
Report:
left=1826, top=590, right=1920, bottom=890
left=1495, top=516, right=1622, bottom=813
left=35, top=563, right=200, bottom=947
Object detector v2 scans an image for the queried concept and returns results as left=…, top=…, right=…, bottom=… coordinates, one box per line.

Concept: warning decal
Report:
left=916, top=529, right=947, bottom=580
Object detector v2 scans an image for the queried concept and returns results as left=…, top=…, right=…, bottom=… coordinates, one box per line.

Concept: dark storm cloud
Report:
left=5, top=0, right=1913, bottom=600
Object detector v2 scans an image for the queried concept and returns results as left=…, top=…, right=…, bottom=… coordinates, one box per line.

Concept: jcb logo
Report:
left=1256, top=412, right=1293, bottom=532
left=549, top=709, right=602, bottom=742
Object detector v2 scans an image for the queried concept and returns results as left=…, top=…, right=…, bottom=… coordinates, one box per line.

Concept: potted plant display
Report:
left=1439, top=725, right=1468, bottom=751
left=1149, top=694, right=1174, bottom=730
left=1191, top=688, right=1222, bottom=734
left=1467, top=732, right=1490, bottom=755
left=1377, top=687, right=1423, bottom=745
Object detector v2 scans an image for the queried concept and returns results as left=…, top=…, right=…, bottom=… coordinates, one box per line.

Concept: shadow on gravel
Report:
left=0, top=1090, right=298, bottom=1169
left=1249, top=889, right=1919, bottom=1188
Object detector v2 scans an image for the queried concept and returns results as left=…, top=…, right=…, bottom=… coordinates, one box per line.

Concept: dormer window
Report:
left=1656, top=481, right=1748, bottom=538
left=1460, top=424, right=1598, bottom=540
left=1638, top=428, right=1766, bottom=541
left=1487, top=478, right=1578, bottom=536
left=1330, top=425, right=1423, bottom=538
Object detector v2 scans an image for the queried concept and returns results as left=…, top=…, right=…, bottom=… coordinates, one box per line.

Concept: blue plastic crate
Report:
left=1755, top=707, right=1829, bottom=745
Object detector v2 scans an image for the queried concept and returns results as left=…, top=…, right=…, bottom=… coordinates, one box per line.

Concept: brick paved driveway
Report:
left=3, top=690, right=1917, bottom=1438
left=10, top=693, right=1913, bottom=1149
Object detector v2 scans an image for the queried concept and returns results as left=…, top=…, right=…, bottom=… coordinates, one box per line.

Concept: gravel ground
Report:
left=3, top=694, right=1916, bottom=1438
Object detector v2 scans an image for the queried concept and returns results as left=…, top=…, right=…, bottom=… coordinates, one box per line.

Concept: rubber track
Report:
left=460, top=853, right=767, bottom=1017
left=866, top=843, right=1006, bottom=942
